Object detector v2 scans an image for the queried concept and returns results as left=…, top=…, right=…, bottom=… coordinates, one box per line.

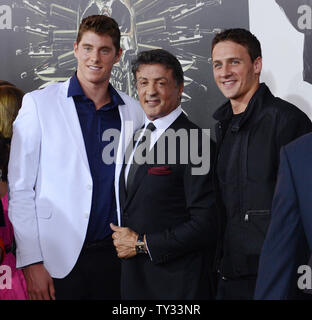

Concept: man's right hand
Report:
left=23, top=264, right=56, bottom=300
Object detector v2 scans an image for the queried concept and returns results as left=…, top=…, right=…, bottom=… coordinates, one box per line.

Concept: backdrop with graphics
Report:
left=249, top=0, right=312, bottom=119
left=0, top=0, right=249, bottom=132
left=2, top=1, right=312, bottom=131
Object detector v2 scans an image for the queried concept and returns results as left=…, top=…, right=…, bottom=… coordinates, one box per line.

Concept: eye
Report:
left=137, top=80, right=148, bottom=87
left=83, top=46, right=91, bottom=52
left=213, top=63, right=221, bottom=69
left=101, top=49, right=109, bottom=54
left=231, top=60, right=239, bottom=65
left=156, top=79, right=168, bottom=86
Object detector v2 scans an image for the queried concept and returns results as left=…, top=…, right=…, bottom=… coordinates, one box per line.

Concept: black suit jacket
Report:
left=119, top=113, right=218, bottom=299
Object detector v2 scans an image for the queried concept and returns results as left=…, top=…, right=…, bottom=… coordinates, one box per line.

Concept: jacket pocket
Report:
left=148, top=166, right=172, bottom=175
left=243, top=210, right=271, bottom=255
left=36, top=205, right=52, bottom=219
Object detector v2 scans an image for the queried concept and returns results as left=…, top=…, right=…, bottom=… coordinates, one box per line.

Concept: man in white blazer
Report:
left=8, top=15, right=143, bottom=300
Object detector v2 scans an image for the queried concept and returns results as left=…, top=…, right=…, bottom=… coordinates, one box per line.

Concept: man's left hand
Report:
left=110, top=223, right=138, bottom=259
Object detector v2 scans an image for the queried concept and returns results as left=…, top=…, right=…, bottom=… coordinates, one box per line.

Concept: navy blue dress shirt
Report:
left=68, top=74, right=122, bottom=243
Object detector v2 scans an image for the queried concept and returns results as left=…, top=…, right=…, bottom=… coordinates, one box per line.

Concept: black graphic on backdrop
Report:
left=276, top=0, right=312, bottom=85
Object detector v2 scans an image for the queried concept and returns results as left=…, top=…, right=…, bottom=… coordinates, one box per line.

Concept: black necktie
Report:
left=127, top=122, right=156, bottom=190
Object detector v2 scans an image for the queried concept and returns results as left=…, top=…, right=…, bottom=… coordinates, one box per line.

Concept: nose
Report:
left=90, top=50, right=100, bottom=63
left=146, top=82, right=157, bottom=96
left=220, top=64, right=232, bottom=78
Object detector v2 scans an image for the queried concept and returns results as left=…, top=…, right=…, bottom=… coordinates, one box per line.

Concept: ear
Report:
left=179, top=82, right=184, bottom=95
left=253, top=56, right=262, bottom=76
left=73, top=41, right=78, bottom=58
left=114, top=48, right=123, bottom=64
left=178, top=82, right=184, bottom=101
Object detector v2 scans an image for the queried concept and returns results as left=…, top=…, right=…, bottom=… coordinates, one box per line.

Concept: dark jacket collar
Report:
left=213, top=83, right=273, bottom=132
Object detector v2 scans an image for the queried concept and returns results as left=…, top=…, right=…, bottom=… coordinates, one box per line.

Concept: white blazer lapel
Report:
left=57, top=80, right=90, bottom=173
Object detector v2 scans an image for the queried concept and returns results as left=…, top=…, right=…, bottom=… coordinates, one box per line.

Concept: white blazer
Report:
left=8, top=79, right=144, bottom=278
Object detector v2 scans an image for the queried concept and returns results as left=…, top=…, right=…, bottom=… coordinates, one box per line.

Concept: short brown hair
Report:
left=0, top=86, right=24, bottom=138
left=212, top=28, right=262, bottom=62
left=76, top=15, right=121, bottom=54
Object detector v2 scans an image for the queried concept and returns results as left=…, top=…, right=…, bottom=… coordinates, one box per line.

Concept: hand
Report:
left=110, top=223, right=138, bottom=259
left=23, top=264, right=55, bottom=300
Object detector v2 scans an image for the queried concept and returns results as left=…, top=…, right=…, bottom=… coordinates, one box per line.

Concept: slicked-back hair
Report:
left=211, top=28, right=262, bottom=62
left=132, top=49, right=184, bottom=86
left=76, top=15, right=121, bottom=53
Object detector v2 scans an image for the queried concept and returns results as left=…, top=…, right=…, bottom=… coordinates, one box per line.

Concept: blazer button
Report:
left=84, top=213, right=90, bottom=219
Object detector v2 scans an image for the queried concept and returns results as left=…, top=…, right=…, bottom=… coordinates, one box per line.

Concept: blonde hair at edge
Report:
left=0, top=85, right=24, bottom=138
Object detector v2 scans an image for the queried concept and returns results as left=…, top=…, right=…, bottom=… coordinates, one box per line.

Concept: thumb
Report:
left=110, top=223, right=120, bottom=231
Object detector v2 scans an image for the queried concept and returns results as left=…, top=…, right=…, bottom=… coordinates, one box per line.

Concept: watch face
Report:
left=135, top=242, right=146, bottom=254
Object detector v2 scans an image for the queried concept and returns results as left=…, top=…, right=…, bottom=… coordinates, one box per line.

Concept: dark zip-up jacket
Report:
left=213, top=83, right=312, bottom=278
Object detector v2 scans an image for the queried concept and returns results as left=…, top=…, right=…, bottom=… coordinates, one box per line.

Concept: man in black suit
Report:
left=110, top=49, right=217, bottom=299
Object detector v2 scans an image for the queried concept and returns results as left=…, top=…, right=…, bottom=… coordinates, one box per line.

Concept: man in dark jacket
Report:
left=211, top=28, right=312, bottom=299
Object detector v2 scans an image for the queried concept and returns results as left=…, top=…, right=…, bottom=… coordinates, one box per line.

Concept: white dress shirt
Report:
left=124, top=105, right=182, bottom=185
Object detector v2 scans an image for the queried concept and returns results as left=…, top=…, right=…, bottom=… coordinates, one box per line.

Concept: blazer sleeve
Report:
left=8, top=93, right=44, bottom=268
left=254, top=147, right=308, bottom=299
left=145, top=139, right=218, bottom=265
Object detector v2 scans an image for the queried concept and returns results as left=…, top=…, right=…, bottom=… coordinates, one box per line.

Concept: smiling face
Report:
left=212, top=40, right=262, bottom=112
left=74, top=31, right=122, bottom=87
left=136, top=63, right=184, bottom=121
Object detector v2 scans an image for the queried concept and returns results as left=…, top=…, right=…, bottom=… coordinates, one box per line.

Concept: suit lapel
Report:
left=57, top=81, right=90, bottom=173
left=122, top=113, right=189, bottom=212
left=119, top=161, right=127, bottom=217
left=124, top=163, right=148, bottom=211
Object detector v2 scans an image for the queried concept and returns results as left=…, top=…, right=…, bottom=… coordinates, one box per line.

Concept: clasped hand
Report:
left=110, top=223, right=138, bottom=259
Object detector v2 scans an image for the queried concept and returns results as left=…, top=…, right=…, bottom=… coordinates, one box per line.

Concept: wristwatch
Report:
left=135, top=234, right=147, bottom=254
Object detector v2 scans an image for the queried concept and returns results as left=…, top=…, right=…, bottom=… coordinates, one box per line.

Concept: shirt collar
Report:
left=144, top=105, right=182, bottom=131
left=68, top=73, right=84, bottom=97
left=67, top=73, right=125, bottom=107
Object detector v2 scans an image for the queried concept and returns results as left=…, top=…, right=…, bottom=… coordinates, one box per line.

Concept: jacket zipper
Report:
left=244, top=210, right=270, bottom=222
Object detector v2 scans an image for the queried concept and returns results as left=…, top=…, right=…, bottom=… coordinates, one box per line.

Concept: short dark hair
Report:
left=131, top=49, right=184, bottom=86
left=76, top=15, right=121, bottom=53
left=211, top=28, right=262, bottom=62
